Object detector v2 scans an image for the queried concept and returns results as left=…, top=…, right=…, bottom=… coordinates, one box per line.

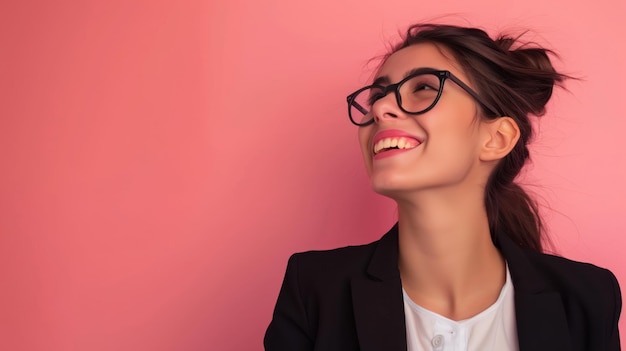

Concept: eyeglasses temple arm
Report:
left=351, top=100, right=369, bottom=115
left=448, top=75, right=501, bottom=117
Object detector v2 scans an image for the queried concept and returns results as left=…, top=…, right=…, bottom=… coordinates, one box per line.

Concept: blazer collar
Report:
left=495, top=233, right=573, bottom=350
left=351, top=223, right=406, bottom=351
left=351, top=223, right=572, bottom=351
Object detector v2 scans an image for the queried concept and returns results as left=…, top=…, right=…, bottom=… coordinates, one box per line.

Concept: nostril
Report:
left=376, top=112, right=398, bottom=122
left=374, top=112, right=398, bottom=122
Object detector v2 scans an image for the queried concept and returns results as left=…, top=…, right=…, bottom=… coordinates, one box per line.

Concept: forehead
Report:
left=376, top=43, right=467, bottom=82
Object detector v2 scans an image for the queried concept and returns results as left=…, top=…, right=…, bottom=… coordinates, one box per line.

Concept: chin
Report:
left=369, top=170, right=459, bottom=198
left=370, top=173, right=418, bottom=196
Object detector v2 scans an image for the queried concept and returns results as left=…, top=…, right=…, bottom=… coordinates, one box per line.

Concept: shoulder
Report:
left=500, top=232, right=621, bottom=303
left=523, top=251, right=622, bottom=347
left=519, top=249, right=622, bottom=322
left=523, top=249, right=620, bottom=295
left=265, top=236, right=392, bottom=349
left=287, top=239, right=379, bottom=282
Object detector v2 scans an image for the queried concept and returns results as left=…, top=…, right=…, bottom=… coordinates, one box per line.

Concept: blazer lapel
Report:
left=351, top=225, right=407, bottom=351
left=496, top=234, right=573, bottom=351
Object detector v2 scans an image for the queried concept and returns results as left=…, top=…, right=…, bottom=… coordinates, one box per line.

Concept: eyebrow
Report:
left=372, top=67, right=439, bottom=86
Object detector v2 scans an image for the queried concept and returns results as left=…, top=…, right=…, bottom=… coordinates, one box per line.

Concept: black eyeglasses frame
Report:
left=346, top=69, right=501, bottom=127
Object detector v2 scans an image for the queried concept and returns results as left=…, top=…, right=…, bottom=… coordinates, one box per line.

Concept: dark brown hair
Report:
left=388, top=24, right=570, bottom=252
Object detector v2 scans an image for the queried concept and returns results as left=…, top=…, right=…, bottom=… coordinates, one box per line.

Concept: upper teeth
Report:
left=373, top=137, right=419, bottom=155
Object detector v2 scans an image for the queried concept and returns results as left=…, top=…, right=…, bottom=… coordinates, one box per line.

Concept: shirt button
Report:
left=432, top=334, right=444, bottom=349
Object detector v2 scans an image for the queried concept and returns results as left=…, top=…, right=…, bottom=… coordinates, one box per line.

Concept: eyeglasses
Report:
left=346, top=68, right=501, bottom=126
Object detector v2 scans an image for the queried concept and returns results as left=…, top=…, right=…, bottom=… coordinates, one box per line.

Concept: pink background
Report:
left=1, top=0, right=624, bottom=350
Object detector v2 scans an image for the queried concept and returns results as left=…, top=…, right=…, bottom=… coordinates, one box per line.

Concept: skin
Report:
left=358, top=43, right=521, bottom=321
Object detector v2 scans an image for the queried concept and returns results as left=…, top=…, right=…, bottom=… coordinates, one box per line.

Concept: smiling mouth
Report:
left=373, top=137, right=420, bottom=155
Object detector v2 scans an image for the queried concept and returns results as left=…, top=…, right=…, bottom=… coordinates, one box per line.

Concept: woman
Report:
left=264, top=23, right=622, bottom=351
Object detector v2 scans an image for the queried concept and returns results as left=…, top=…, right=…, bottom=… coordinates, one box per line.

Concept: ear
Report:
left=479, top=117, right=521, bottom=162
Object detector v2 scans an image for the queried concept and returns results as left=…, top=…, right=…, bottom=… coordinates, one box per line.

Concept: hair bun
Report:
left=494, top=35, right=564, bottom=116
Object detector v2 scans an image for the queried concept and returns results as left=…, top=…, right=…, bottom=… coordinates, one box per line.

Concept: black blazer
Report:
left=265, top=224, right=622, bottom=350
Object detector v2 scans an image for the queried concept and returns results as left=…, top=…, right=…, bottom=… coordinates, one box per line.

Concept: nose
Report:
left=372, top=91, right=403, bottom=124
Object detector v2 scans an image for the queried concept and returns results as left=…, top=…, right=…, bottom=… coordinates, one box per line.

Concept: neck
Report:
left=396, top=187, right=505, bottom=320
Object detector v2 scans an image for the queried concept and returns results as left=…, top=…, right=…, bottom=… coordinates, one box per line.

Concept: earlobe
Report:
left=480, top=117, right=521, bottom=162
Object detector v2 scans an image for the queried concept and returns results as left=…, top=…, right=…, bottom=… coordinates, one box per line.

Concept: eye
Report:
left=366, top=88, right=386, bottom=106
left=367, top=92, right=385, bottom=106
left=413, top=83, right=437, bottom=92
left=404, top=74, right=441, bottom=95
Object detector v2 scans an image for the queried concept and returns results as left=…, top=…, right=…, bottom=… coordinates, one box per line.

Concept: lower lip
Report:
left=373, top=147, right=418, bottom=160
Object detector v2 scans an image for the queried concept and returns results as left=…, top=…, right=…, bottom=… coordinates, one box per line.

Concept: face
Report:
left=358, top=43, right=492, bottom=198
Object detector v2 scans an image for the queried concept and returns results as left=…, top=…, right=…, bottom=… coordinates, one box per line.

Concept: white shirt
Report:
left=402, top=265, right=519, bottom=351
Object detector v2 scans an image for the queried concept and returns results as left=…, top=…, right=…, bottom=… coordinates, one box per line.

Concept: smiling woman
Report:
left=264, top=23, right=622, bottom=351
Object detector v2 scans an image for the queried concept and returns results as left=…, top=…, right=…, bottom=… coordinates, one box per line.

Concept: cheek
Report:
left=421, top=110, right=482, bottom=161
left=426, top=106, right=478, bottom=142
left=358, top=128, right=371, bottom=156
left=428, top=123, right=483, bottom=169
left=358, top=127, right=373, bottom=174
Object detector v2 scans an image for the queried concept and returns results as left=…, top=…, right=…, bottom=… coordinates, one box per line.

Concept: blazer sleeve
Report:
left=264, top=254, right=314, bottom=351
left=606, top=269, right=622, bottom=350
